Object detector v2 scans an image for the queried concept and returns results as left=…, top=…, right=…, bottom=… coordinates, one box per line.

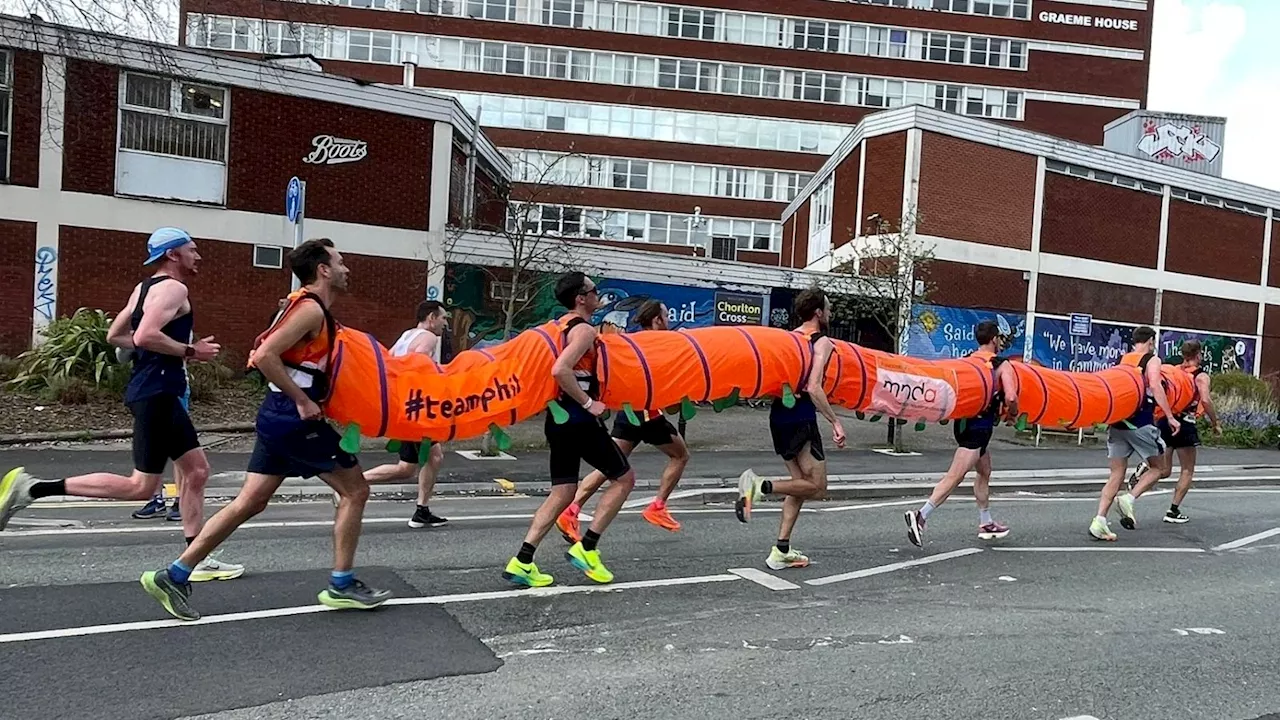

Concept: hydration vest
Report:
left=555, top=313, right=601, bottom=422
left=1111, top=351, right=1157, bottom=429
left=247, top=289, right=339, bottom=400
left=966, top=348, right=1007, bottom=425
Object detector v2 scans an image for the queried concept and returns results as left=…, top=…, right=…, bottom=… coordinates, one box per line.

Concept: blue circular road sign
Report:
left=285, top=176, right=302, bottom=223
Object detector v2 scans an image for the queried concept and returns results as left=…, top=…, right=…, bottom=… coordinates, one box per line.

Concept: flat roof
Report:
left=0, top=13, right=510, bottom=175
left=783, top=104, right=1277, bottom=223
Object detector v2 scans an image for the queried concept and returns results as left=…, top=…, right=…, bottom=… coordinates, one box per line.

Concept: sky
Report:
left=1148, top=0, right=1280, bottom=190
left=2, top=0, right=1277, bottom=190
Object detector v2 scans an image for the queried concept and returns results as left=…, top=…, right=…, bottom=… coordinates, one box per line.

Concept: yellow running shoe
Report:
left=503, top=557, right=554, bottom=587
left=766, top=546, right=810, bottom=570
left=565, top=542, right=614, bottom=584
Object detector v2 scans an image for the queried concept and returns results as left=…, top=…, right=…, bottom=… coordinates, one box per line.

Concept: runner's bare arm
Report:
left=254, top=301, right=325, bottom=406
left=132, top=281, right=192, bottom=356
left=1147, top=357, right=1179, bottom=430
left=808, top=337, right=845, bottom=446
left=553, top=323, right=598, bottom=409
left=106, top=287, right=141, bottom=350
left=998, top=362, right=1020, bottom=421
left=1196, top=373, right=1221, bottom=431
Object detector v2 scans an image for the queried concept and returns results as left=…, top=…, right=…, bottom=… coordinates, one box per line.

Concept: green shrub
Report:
left=0, top=355, right=19, bottom=383
left=188, top=358, right=236, bottom=403
left=1200, top=379, right=1280, bottom=449
left=9, top=309, right=128, bottom=394
left=1209, top=371, right=1273, bottom=405
left=40, top=376, right=92, bottom=405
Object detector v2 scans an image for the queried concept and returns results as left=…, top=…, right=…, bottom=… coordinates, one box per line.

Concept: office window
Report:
left=0, top=51, right=8, bottom=183
left=263, top=21, right=302, bottom=54
left=666, top=7, right=717, bottom=40
left=543, top=0, right=585, bottom=27
left=793, top=19, right=839, bottom=51
left=119, top=73, right=227, bottom=162
left=611, top=159, right=648, bottom=189
left=467, top=0, right=514, bottom=21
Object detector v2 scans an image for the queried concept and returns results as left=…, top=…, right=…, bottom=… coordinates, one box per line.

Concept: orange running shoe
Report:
left=641, top=503, right=681, bottom=532
left=556, top=508, right=581, bottom=543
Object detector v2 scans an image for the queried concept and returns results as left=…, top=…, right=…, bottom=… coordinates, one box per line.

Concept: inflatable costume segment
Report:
left=298, top=294, right=1196, bottom=447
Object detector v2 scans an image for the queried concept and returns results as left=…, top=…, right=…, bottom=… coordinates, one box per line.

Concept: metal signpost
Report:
left=286, top=176, right=306, bottom=291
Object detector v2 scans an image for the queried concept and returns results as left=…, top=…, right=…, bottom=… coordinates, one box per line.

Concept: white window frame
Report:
left=253, top=245, right=285, bottom=269
left=510, top=202, right=781, bottom=251
left=0, top=49, right=12, bottom=184
left=116, top=71, right=230, bottom=165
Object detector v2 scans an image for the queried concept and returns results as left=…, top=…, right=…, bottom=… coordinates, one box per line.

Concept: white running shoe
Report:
left=191, top=556, right=246, bottom=582
left=734, top=469, right=763, bottom=523
left=766, top=546, right=809, bottom=570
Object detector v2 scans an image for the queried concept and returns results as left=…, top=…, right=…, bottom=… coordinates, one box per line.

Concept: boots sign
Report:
left=303, top=135, right=369, bottom=165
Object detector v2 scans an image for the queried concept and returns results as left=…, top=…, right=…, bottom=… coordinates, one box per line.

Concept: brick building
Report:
left=1, top=15, right=837, bottom=359
left=783, top=104, right=1280, bottom=375
left=178, top=0, right=1153, bottom=267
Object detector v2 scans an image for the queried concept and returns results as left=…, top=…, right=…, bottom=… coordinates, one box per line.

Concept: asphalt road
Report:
left=3, top=484, right=1280, bottom=720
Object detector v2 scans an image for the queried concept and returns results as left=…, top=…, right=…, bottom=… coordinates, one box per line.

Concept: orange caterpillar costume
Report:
left=308, top=301, right=1195, bottom=448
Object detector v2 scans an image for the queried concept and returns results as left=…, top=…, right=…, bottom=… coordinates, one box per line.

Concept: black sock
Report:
left=517, top=542, right=537, bottom=564
left=761, top=480, right=774, bottom=495
left=185, top=536, right=195, bottom=546
left=1170, top=504, right=1179, bottom=514
left=29, top=480, right=66, bottom=499
left=582, top=529, right=602, bottom=552
left=417, top=504, right=430, bottom=514
left=776, top=539, right=790, bottom=553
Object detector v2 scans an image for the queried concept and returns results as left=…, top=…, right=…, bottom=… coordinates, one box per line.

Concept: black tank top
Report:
left=124, top=276, right=194, bottom=403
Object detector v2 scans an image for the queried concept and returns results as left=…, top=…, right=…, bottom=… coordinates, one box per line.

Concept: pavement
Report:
left=3, top=470, right=1280, bottom=720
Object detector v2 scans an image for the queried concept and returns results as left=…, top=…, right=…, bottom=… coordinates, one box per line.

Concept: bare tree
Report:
left=825, top=207, right=935, bottom=452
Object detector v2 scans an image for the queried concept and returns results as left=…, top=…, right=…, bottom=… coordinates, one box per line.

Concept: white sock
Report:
left=979, top=507, right=993, bottom=525
left=919, top=500, right=937, bottom=521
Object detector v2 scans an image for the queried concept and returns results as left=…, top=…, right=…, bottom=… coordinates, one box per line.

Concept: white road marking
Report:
left=805, top=548, right=983, bottom=586
left=1060, top=716, right=1103, bottom=720
left=1211, top=527, right=1280, bottom=551
left=1172, top=627, right=1225, bottom=636
left=819, top=499, right=920, bottom=513
left=727, top=567, right=800, bottom=590
left=0, top=573, right=742, bottom=645
left=993, top=546, right=1205, bottom=553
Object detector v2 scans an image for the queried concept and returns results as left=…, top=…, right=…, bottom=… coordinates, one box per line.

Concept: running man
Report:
left=131, top=337, right=190, bottom=523
left=362, top=300, right=449, bottom=528
left=139, top=238, right=391, bottom=621
left=503, top=271, right=638, bottom=588
left=1133, top=340, right=1221, bottom=523
left=735, top=287, right=846, bottom=570
left=1090, top=326, right=1179, bottom=541
left=0, top=228, right=242, bottom=582
left=556, top=299, right=690, bottom=540
left=905, top=320, right=1019, bottom=546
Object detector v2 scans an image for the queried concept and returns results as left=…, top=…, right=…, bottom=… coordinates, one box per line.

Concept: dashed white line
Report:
left=805, top=548, right=983, bottom=586
left=993, top=547, right=1205, bottom=554
left=727, top=567, right=800, bottom=590
left=1211, top=527, right=1280, bottom=551
left=0, top=573, right=742, bottom=645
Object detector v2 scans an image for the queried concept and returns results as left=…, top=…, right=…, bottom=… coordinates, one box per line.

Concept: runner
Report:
left=1089, top=326, right=1179, bottom=541
left=556, top=299, right=690, bottom=541
left=138, top=238, right=391, bottom=621
left=734, top=288, right=846, bottom=570
left=502, top=271, right=637, bottom=588
left=1141, top=340, right=1221, bottom=523
left=362, top=300, right=450, bottom=528
left=904, top=320, right=1019, bottom=547
left=131, top=340, right=190, bottom=523
left=0, top=228, right=242, bottom=580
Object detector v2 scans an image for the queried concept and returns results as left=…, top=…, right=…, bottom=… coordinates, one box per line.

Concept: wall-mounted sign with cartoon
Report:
left=591, top=279, right=716, bottom=333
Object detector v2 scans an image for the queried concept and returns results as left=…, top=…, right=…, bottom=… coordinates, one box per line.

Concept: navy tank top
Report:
left=124, top=276, right=193, bottom=403
left=770, top=331, right=823, bottom=425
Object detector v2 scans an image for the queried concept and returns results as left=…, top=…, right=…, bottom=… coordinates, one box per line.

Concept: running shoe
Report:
left=1127, top=461, right=1148, bottom=492
left=904, top=510, right=926, bottom=547
left=977, top=521, right=1011, bottom=540
left=556, top=507, right=582, bottom=543
left=1163, top=509, right=1190, bottom=524
left=566, top=541, right=614, bottom=584
left=0, top=467, right=37, bottom=532
left=318, top=579, right=393, bottom=610
left=166, top=498, right=181, bottom=522
left=1116, top=493, right=1137, bottom=530
left=191, top=556, right=245, bottom=582
left=140, top=568, right=200, bottom=621
left=502, top=557, right=554, bottom=587
left=641, top=503, right=681, bottom=532
left=1089, top=516, right=1117, bottom=541
left=766, top=546, right=809, bottom=570
left=734, top=469, right=764, bottom=523
left=408, top=506, right=448, bottom=528
left=132, top=496, right=167, bottom=519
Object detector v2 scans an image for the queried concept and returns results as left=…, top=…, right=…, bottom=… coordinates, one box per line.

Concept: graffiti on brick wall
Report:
left=1137, top=120, right=1222, bottom=164
left=34, top=246, right=57, bottom=321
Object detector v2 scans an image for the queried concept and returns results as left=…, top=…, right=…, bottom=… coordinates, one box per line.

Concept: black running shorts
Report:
left=953, top=420, right=994, bottom=457
left=127, top=394, right=201, bottom=475
left=770, top=418, right=825, bottom=462
left=1158, top=418, right=1201, bottom=450
left=546, top=416, right=631, bottom=486
left=611, top=413, right=678, bottom=447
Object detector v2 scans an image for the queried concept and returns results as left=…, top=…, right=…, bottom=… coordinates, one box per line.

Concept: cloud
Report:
left=1148, top=0, right=1280, bottom=191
